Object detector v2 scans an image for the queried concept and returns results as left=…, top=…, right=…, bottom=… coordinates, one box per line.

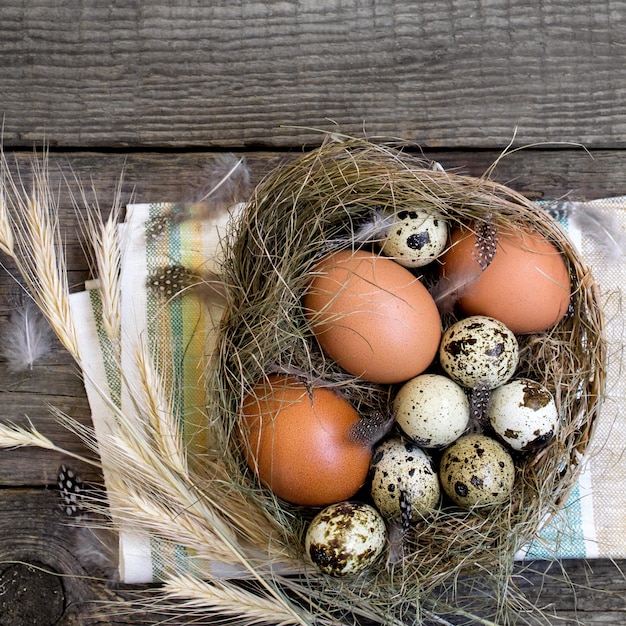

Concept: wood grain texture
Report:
left=0, top=489, right=151, bottom=626
left=1, top=146, right=625, bottom=208
left=517, top=560, right=626, bottom=624
left=1, top=0, right=625, bottom=149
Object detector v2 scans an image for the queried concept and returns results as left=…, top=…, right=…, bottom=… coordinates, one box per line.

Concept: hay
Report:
left=208, top=137, right=606, bottom=623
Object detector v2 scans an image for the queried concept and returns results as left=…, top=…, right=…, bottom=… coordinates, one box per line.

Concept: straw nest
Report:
left=208, top=137, right=606, bottom=622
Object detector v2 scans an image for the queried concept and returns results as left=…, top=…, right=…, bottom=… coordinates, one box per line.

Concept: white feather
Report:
left=1, top=299, right=54, bottom=372
left=187, top=153, right=253, bottom=210
left=429, top=269, right=481, bottom=316
left=565, top=201, right=626, bottom=262
left=352, top=209, right=395, bottom=243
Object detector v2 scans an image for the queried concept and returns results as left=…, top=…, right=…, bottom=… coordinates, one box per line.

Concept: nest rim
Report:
left=211, top=137, right=607, bottom=594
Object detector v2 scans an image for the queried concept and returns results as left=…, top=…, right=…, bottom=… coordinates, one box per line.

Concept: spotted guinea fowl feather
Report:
left=430, top=214, right=498, bottom=315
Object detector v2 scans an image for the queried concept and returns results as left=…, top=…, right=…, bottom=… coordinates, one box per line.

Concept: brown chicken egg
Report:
left=238, top=374, right=371, bottom=507
left=441, top=225, right=571, bottom=334
left=304, top=250, right=442, bottom=384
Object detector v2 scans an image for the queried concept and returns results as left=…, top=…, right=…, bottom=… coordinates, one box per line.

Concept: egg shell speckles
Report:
left=487, top=378, right=559, bottom=451
left=305, top=501, right=386, bottom=577
left=393, top=374, right=470, bottom=448
left=439, top=434, right=515, bottom=508
left=439, top=316, right=519, bottom=390
left=370, top=437, right=440, bottom=521
left=379, top=209, right=448, bottom=268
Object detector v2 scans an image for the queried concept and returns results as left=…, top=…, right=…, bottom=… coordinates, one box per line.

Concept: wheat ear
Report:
left=0, top=176, right=14, bottom=256
left=0, top=419, right=99, bottom=467
left=0, top=150, right=81, bottom=360
left=162, top=573, right=313, bottom=626
left=73, top=170, right=125, bottom=343
left=131, top=339, right=188, bottom=476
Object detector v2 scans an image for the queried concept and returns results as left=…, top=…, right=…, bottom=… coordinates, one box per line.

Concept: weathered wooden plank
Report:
left=1, top=147, right=625, bottom=208
left=1, top=0, right=625, bottom=149
left=0, top=361, right=98, bottom=485
left=517, top=559, right=626, bottom=624
left=0, top=489, right=151, bottom=626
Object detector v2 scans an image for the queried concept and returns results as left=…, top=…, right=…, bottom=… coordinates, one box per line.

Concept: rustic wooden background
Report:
left=1, top=1, right=626, bottom=624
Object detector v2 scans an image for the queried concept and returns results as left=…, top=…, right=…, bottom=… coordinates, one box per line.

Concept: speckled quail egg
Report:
left=439, top=433, right=515, bottom=509
left=370, top=437, right=440, bottom=522
left=439, top=315, right=519, bottom=390
left=487, top=378, right=559, bottom=452
left=393, top=374, right=470, bottom=448
left=379, top=208, right=448, bottom=268
left=305, top=501, right=386, bottom=577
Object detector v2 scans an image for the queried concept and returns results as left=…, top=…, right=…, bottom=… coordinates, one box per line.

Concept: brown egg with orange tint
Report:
left=441, top=226, right=571, bottom=334
left=304, top=250, right=442, bottom=384
left=239, top=374, right=371, bottom=507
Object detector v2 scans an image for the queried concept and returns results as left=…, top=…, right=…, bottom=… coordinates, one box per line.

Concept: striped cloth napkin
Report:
left=69, top=197, right=626, bottom=583
left=69, top=202, right=238, bottom=582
